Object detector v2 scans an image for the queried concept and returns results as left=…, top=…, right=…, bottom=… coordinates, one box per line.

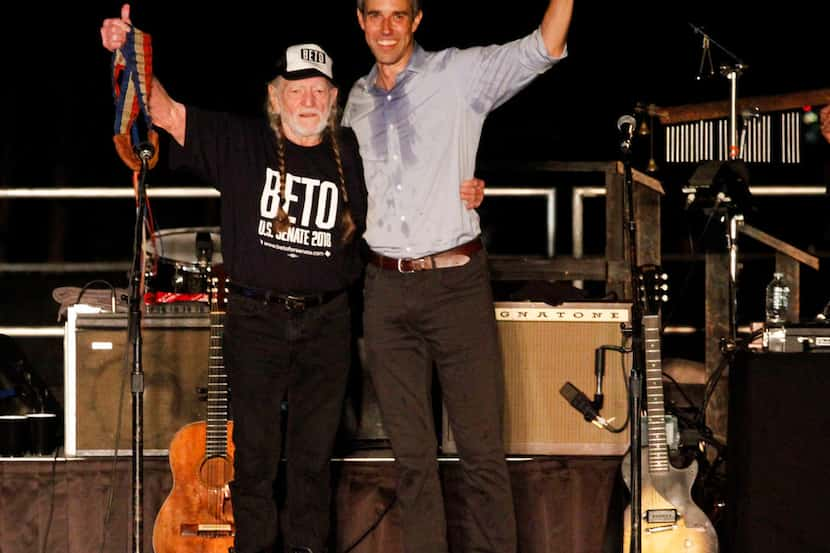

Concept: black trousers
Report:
left=362, top=248, right=517, bottom=553
left=225, top=292, right=350, bottom=553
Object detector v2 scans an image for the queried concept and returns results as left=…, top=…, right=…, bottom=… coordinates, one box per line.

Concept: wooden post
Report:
left=605, top=170, right=627, bottom=299
left=704, top=252, right=731, bottom=444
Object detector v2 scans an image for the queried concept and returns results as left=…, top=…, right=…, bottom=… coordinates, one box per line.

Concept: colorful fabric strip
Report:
left=112, top=26, right=153, bottom=148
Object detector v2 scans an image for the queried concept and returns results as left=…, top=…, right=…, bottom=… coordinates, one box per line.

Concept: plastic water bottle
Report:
left=765, top=272, right=790, bottom=326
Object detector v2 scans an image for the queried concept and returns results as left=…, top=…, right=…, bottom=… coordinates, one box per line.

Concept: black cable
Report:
left=68, top=270, right=125, bottom=553
left=661, top=371, right=699, bottom=412
left=696, top=327, right=763, bottom=432
left=699, top=351, right=730, bottom=427
left=699, top=327, right=763, bottom=423
left=39, top=445, right=60, bottom=553
left=665, top=402, right=701, bottom=435
left=663, top=391, right=724, bottom=457
left=603, top=335, right=632, bottom=434
left=75, top=279, right=117, bottom=312
left=700, top=332, right=765, bottom=433
left=99, top=311, right=132, bottom=553
left=339, top=493, right=397, bottom=553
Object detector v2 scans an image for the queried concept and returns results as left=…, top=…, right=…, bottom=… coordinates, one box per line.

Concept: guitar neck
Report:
left=206, top=302, right=228, bottom=457
left=644, top=313, right=668, bottom=474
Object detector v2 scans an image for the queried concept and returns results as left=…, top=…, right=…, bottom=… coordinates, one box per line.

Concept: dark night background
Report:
left=1, top=1, right=829, bottom=424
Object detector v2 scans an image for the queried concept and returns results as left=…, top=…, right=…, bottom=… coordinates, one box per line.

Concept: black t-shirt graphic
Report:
left=170, top=107, right=368, bottom=293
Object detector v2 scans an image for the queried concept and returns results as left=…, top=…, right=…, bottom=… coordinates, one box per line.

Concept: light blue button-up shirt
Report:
left=343, top=28, right=565, bottom=259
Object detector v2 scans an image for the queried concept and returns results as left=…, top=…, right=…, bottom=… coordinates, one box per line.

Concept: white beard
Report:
left=282, top=107, right=330, bottom=139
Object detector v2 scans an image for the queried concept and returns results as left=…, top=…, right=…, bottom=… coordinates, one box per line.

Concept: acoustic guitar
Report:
left=153, top=276, right=235, bottom=553
left=622, top=265, right=718, bottom=553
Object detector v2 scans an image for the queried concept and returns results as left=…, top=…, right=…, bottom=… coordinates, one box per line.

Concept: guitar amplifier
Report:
left=442, top=302, right=631, bottom=456
left=763, top=323, right=830, bottom=352
left=63, top=306, right=209, bottom=456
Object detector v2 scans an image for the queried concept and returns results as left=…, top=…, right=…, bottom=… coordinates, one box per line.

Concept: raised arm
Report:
left=100, top=4, right=186, bottom=145
left=540, top=0, right=574, bottom=58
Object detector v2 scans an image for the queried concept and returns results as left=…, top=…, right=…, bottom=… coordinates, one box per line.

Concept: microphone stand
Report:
left=620, top=133, right=644, bottom=553
left=128, top=144, right=154, bottom=553
left=689, top=22, right=748, bottom=347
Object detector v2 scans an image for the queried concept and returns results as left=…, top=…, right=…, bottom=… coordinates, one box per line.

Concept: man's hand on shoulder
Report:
left=461, top=178, right=485, bottom=210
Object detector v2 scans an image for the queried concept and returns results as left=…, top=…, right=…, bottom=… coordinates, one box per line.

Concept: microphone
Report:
left=592, top=344, right=628, bottom=412
left=195, top=231, right=214, bottom=269
left=741, top=107, right=761, bottom=121
left=594, top=347, right=606, bottom=411
left=559, top=381, right=607, bottom=428
left=617, top=114, right=636, bottom=152
left=135, top=141, right=156, bottom=163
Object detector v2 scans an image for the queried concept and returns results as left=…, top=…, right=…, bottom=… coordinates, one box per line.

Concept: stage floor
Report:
left=0, top=453, right=623, bottom=553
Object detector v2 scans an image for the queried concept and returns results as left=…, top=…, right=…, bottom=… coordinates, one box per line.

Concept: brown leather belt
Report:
left=368, top=238, right=482, bottom=273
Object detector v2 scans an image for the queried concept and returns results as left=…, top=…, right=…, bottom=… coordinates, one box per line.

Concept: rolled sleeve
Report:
left=461, top=28, right=566, bottom=113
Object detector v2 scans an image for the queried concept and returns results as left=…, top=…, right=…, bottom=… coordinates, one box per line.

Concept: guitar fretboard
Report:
left=206, top=301, right=228, bottom=457
left=644, top=313, right=669, bottom=474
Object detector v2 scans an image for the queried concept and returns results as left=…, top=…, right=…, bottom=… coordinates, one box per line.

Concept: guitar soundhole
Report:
left=199, top=455, right=233, bottom=490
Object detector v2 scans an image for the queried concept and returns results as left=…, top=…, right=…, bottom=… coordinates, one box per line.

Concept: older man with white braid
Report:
left=102, top=7, right=365, bottom=553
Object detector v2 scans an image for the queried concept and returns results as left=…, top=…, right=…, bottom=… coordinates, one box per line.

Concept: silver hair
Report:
left=356, top=0, right=420, bottom=16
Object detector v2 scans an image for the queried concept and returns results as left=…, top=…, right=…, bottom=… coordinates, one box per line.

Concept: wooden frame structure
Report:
left=486, top=160, right=664, bottom=300
left=705, top=222, right=820, bottom=442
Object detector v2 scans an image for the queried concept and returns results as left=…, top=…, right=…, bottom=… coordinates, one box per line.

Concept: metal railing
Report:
left=0, top=187, right=220, bottom=199
left=0, top=186, right=555, bottom=338
left=571, top=184, right=827, bottom=267
left=1, top=184, right=822, bottom=339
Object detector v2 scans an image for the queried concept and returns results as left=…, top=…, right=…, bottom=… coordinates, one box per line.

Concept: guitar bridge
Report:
left=645, top=523, right=678, bottom=534
left=645, top=509, right=678, bottom=524
left=180, top=523, right=235, bottom=537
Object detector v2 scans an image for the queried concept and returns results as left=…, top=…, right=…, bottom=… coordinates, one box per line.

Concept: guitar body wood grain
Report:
left=622, top=449, right=718, bottom=553
left=152, top=420, right=236, bottom=553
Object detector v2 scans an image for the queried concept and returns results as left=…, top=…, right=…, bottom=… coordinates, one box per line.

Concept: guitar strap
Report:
left=111, top=24, right=159, bottom=171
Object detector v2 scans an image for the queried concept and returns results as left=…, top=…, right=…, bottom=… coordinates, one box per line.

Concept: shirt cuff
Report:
left=532, top=26, right=568, bottom=64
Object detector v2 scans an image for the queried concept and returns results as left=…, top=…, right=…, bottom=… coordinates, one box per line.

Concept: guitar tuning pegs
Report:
left=661, top=294, right=669, bottom=303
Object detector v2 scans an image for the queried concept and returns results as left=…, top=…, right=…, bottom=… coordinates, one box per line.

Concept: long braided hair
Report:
left=266, top=78, right=356, bottom=244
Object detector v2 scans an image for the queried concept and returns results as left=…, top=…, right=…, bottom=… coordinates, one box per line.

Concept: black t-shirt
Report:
left=170, top=106, right=367, bottom=293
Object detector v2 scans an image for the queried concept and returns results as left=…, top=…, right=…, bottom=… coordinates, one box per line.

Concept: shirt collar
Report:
left=366, top=42, right=426, bottom=93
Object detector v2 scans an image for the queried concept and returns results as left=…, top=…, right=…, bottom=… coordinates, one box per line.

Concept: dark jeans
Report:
left=363, top=248, right=517, bottom=553
left=225, top=291, right=350, bottom=553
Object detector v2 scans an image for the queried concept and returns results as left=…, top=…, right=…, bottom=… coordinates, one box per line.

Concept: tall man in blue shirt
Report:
left=342, top=1, right=574, bottom=552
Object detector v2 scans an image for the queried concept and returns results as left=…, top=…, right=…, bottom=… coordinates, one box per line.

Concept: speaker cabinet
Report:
left=442, top=302, right=631, bottom=456
left=727, top=351, right=830, bottom=553
left=64, top=307, right=209, bottom=456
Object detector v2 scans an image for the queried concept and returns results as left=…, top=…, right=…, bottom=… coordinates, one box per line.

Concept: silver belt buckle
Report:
left=397, top=258, right=416, bottom=273
left=284, top=295, right=306, bottom=312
